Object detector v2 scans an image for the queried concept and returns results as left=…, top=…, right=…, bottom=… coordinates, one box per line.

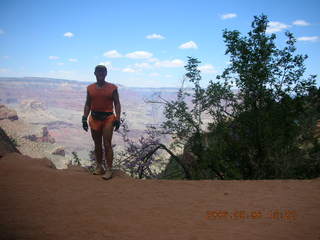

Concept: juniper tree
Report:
left=202, top=14, right=319, bottom=179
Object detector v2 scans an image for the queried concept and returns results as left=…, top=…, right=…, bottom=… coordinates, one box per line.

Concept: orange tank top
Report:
left=87, top=82, right=117, bottom=112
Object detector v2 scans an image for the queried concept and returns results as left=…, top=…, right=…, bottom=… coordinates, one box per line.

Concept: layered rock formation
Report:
left=40, top=127, right=55, bottom=143
left=0, top=104, right=71, bottom=169
left=20, top=99, right=47, bottom=111
left=23, top=127, right=55, bottom=144
left=0, top=104, right=18, bottom=121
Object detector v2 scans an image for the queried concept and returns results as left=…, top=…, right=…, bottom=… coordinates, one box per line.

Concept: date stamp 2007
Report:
left=205, top=209, right=296, bottom=221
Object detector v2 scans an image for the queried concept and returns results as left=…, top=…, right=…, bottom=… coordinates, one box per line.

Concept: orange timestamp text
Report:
left=205, top=209, right=296, bottom=221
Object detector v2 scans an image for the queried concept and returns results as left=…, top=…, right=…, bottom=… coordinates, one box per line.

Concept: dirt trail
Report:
left=0, top=153, right=319, bottom=240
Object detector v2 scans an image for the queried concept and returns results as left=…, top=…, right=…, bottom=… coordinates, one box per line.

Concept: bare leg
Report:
left=102, top=121, right=114, bottom=169
left=90, top=128, right=103, bottom=170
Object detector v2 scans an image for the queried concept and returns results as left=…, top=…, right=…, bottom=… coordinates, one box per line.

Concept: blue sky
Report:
left=0, top=0, right=319, bottom=87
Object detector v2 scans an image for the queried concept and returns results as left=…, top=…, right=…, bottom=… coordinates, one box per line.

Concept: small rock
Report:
left=23, top=134, right=38, bottom=142
left=52, top=147, right=65, bottom=156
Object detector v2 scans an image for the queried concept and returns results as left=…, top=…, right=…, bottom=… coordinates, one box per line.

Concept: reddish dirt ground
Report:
left=0, top=152, right=319, bottom=240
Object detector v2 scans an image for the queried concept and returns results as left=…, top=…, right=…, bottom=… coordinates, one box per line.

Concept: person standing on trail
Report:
left=82, top=65, right=121, bottom=180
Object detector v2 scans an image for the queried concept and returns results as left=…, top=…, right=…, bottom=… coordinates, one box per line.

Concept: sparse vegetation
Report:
left=71, top=151, right=81, bottom=166
left=116, top=112, right=166, bottom=179
left=8, top=136, right=19, bottom=148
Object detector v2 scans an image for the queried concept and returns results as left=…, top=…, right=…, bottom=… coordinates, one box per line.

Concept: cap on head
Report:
left=95, top=65, right=107, bottom=72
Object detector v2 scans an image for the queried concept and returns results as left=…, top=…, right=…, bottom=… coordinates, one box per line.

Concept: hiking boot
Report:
left=102, top=168, right=113, bottom=180
left=93, top=166, right=105, bottom=175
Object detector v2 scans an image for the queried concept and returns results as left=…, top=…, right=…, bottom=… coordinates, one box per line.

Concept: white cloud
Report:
left=122, top=67, right=137, bottom=73
left=134, top=62, right=152, bottom=69
left=49, top=56, right=59, bottom=60
left=146, top=33, right=165, bottom=40
left=221, top=13, right=237, bottom=20
left=121, top=62, right=153, bottom=73
left=68, top=58, right=78, bottom=62
left=155, top=59, right=184, bottom=68
left=198, top=64, right=217, bottom=74
left=99, top=61, right=112, bottom=67
left=126, top=51, right=153, bottom=59
left=0, top=29, right=4, bottom=35
left=165, top=74, right=173, bottom=78
left=103, top=50, right=122, bottom=58
left=98, top=61, right=118, bottom=70
left=64, top=32, right=74, bottom=38
left=297, top=36, right=319, bottom=42
left=266, top=21, right=290, bottom=33
left=149, top=72, right=160, bottom=77
left=179, top=41, right=198, bottom=49
left=292, top=20, right=310, bottom=26
left=57, top=62, right=64, bottom=66
left=148, top=58, right=159, bottom=63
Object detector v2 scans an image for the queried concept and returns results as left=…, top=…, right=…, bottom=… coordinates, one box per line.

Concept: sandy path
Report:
left=0, top=153, right=319, bottom=240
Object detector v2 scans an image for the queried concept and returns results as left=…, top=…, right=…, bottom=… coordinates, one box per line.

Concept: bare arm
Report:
left=113, top=89, right=121, bottom=120
left=83, top=90, right=91, bottom=118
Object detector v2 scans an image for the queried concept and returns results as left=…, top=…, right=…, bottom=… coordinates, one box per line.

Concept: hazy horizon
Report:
left=0, top=76, right=184, bottom=89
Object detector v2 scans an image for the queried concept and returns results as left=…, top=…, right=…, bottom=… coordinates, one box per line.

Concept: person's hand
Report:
left=82, top=116, right=88, bottom=132
left=113, top=119, right=121, bottom=131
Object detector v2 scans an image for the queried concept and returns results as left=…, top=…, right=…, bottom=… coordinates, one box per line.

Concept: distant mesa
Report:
left=41, top=127, right=55, bottom=143
left=20, top=99, right=47, bottom=111
left=52, top=147, right=65, bottom=156
left=0, top=104, right=19, bottom=121
left=23, top=127, right=55, bottom=144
